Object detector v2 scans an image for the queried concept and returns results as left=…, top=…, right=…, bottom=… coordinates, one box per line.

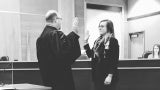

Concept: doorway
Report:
left=130, top=31, right=145, bottom=58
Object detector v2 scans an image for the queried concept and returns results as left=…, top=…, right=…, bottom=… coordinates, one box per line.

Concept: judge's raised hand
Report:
left=72, top=17, right=79, bottom=35
left=84, top=30, right=90, bottom=44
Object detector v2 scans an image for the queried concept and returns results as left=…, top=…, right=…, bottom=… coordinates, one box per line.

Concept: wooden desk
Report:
left=117, top=59, right=160, bottom=90
left=1, top=59, right=160, bottom=90
left=0, top=61, right=42, bottom=85
left=72, top=59, right=160, bottom=90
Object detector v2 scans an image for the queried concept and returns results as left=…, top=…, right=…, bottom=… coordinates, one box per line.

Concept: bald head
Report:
left=45, top=10, right=62, bottom=30
left=45, top=10, right=61, bottom=23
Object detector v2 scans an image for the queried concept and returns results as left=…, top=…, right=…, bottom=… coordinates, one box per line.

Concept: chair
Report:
left=0, top=56, right=9, bottom=61
left=142, top=51, right=152, bottom=58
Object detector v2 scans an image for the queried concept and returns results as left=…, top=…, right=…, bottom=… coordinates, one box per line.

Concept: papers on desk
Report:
left=0, top=84, right=15, bottom=89
left=0, top=83, right=52, bottom=90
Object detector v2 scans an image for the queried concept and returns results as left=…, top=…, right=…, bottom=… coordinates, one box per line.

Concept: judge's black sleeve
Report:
left=50, top=31, right=81, bottom=66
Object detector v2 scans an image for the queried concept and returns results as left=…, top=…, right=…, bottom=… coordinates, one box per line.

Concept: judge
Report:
left=36, top=10, right=81, bottom=90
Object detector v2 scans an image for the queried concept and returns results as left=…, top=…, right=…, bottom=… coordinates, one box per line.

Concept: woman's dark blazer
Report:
left=84, top=37, right=119, bottom=83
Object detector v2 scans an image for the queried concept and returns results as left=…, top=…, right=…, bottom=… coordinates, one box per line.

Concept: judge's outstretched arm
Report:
left=50, top=30, right=81, bottom=66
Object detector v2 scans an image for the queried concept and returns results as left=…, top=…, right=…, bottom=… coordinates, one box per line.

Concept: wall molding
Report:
left=127, top=11, right=160, bottom=21
left=118, top=67, right=160, bottom=69
left=0, top=11, right=44, bottom=16
left=87, top=3, right=122, bottom=12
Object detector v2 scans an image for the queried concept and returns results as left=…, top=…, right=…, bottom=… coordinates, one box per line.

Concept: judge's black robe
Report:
left=36, top=25, right=81, bottom=90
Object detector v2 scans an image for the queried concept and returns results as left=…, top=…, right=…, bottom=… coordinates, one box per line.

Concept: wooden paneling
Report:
left=73, top=70, right=93, bottom=90
left=20, top=0, right=57, bottom=14
left=0, top=71, right=12, bottom=84
left=2, top=59, right=160, bottom=90
left=118, top=69, right=160, bottom=90
left=13, top=70, right=42, bottom=85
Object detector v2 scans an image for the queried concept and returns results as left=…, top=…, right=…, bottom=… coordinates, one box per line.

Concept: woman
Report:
left=84, top=19, right=119, bottom=90
left=148, top=44, right=160, bottom=59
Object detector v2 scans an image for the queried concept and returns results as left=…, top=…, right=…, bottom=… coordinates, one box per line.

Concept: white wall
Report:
left=127, top=0, right=160, bottom=57
left=0, top=0, right=21, bottom=61
left=128, top=15, right=160, bottom=51
left=128, top=0, right=160, bottom=18
left=58, top=0, right=75, bottom=35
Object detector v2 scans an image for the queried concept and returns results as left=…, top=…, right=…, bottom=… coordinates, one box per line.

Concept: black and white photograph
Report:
left=0, top=0, right=160, bottom=90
